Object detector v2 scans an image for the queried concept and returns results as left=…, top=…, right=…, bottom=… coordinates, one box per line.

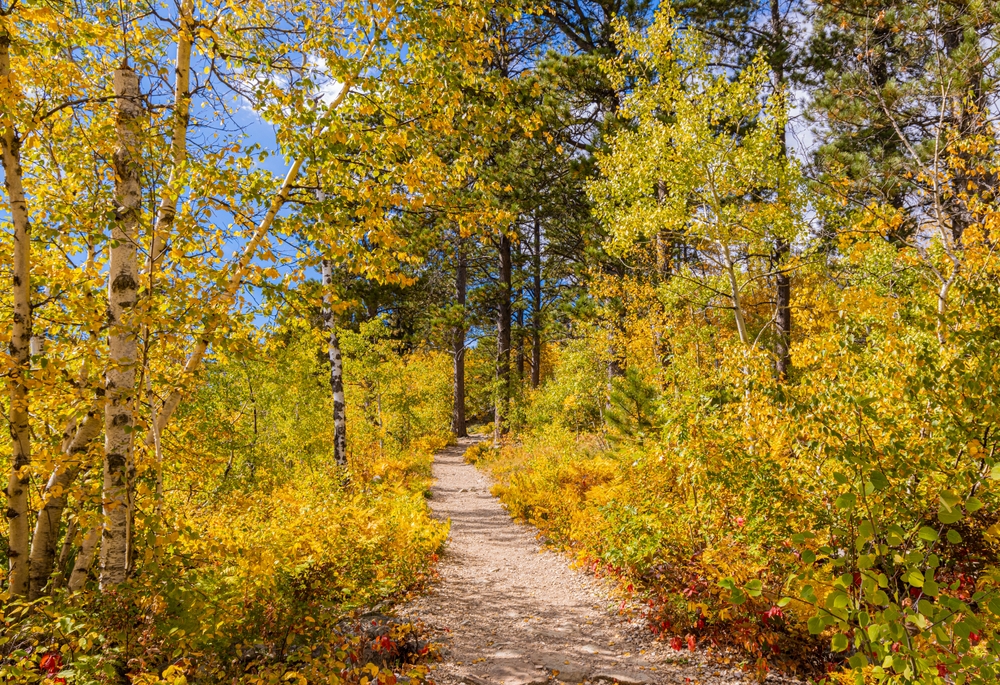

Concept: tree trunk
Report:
left=148, top=0, right=194, bottom=272
left=775, top=240, right=791, bottom=378
left=515, top=239, right=524, bottom=381
left=100, top=66, right=142, bottom=589
left=28, top=411, right=101, bottom=598
left=322, top=259, right=347, bottom=467
left=1, top=29, right=33, bottom=598
left=452, top=239, right=467, bottom=437
left=68, top=522, right=99, bottom=592
left=53, top=516, right=77, bottom=590
left=655, top=180, right=671, bottom=281
left=722, top=243, right=751, bottom=347
left=495, top=231, right=512, bottom=441
left=531, top=216, right=541, bottom=389
left=771, top=0, right=791, bottom=378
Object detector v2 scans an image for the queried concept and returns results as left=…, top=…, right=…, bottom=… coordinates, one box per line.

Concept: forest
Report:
left=1, top=0, right=999, bottom=683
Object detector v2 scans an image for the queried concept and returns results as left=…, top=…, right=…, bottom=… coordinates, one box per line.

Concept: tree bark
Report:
left=452, top=238, right=467, bottom=437
left=722, top=243, right=751, bottom=347
left=148, top=0, right=194, bottom=271
left=321, top=259, right=347, bottom=467
left=28, top=411, right=101, bottom=598
left=100, top=66, right=142, bottom=589
left=515, top=239, right=524, bottom=381
left=54, top=516, right=77, bottom=590
left=531, top=216, right=541, bottom=389
left=495, top=231, right=512, bottom=441
left=655, top=181, right=671, bottom=281
left=774, top=239, right=791, bottom=378
left=68, top=522, right=99, bottom=592
left=1, top=29, right=33, bottom=598
left=771, top=0, right=791, bottom=378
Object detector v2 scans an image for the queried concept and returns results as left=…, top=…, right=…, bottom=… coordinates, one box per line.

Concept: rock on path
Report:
left=401, top=437, right=776, bottom=685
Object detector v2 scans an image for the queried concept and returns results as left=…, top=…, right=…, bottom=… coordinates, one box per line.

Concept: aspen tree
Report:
left=28, top=413, right=100, bottom=597
left=100, top=65, right=142, bottom=588
left=28, top=2, right=193, bottom=595
left=321, top=259, right=347, bottom=467
left=591, top=14, right=799, bottom=352
left=147, top=0, right=193, bottom=270
left=1, top=23, right=33, bottom=598
left=148, top=33, right=371, bottom=441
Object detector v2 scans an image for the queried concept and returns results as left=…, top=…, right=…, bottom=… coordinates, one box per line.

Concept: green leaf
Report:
left=938, top=506, right=963, bottom=524
left=966, top=497, right=983, bottom=513
left=835, top=493, right=857, bottom=509
left=906, top=571, right=924, bottom=588
left=807, top=616, right=823, bottom=634
left=869, top=471, right=890, bottom=491
left=939, top=490, right=961, bottom=511
left=745, top=579, right=763, bottom=597
left=947, top=529, right=963, bottom=544
left=918, top=526, right=938, bottom=542
left=831, top=633, right=849, bottom=652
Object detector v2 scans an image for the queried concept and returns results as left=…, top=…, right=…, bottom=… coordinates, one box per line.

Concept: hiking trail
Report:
left=401, top=437, right=788, bottom=685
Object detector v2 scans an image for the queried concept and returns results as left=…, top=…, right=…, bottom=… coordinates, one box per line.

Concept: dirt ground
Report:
left=400, top=437, right=800, bottom=685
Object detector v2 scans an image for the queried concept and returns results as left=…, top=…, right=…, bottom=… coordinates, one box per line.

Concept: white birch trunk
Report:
left=721, top=242, right=750, bottom=347
left=28, top=411, right=101, bottom=597
left=1, top=29, right=33, bottom=597
left=68, top=523, right=99, bottom=592
left=100, top=66, right=142, bottom=589
left=321, top=260, right=348, bottom=467
left=148, top=1, right=194, bottom=271
left=54, top=516, right=77, bottom=589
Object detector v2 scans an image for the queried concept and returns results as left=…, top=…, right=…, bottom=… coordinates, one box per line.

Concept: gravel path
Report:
left=401, top=437, right=781, bottom=685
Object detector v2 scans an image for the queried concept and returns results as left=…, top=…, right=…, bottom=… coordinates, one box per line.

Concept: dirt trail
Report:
left=401, top=437, right=767, bottom=685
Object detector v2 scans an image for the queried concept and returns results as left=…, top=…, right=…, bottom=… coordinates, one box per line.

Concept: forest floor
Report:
left=400, top=436, right=799, bottom=685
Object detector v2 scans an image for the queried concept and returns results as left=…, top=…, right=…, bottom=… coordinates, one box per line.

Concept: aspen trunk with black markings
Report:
left=100, top=66, right=142, bottom=589
left=1, top=29, right=33, bottom=598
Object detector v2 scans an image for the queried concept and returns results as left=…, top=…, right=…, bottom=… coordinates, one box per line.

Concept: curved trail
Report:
left=402, top=437, right=762, bottom=685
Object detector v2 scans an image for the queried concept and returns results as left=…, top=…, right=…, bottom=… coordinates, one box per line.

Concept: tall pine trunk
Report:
left=321, top=260, right=347, bottom=467
left=452, top=238, right=467, bottom=437
left=531, top=216, right=541, bottom=389
left=515, top=238, right=524, bottom=381
left=100, top=66, right=142, bottom=589
left=771, top=0, right=792, bottom=379
left=1, top=29, right=33, bottom=598
left=495, top=231, right=512, bottom=442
